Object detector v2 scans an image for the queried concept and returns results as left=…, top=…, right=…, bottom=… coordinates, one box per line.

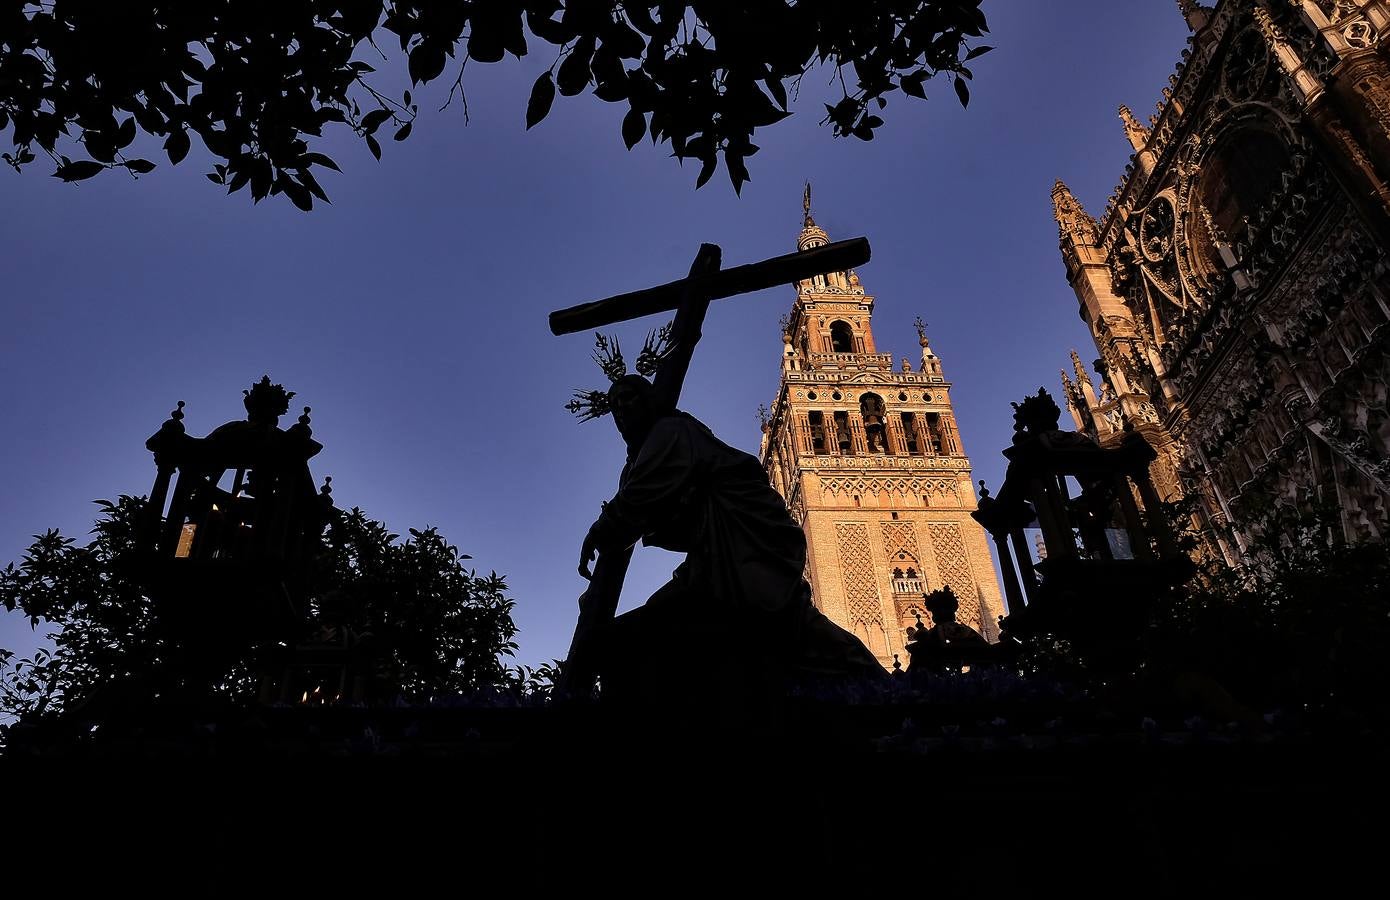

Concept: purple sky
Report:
left=0, top=2, right=1190, bottom=668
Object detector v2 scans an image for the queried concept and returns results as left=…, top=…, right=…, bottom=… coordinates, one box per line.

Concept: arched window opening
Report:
left=891, top=555, right=924, bottom=595
left=926, top=413, right=946, bottom=455
left=834, top=411, right=852, bottom=453
left=860, top=392, right=886, bottom=452
left=901, top=412, right=920, bottom=455
left=808, top=411, right=827, bottom=454
left=1195, top=127, right=1292, bottom=269
left=829, top=320, right=854, bottom=353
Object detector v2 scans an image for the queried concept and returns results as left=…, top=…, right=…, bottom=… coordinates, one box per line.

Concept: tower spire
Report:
left=1119, top=105, right=1151, bottom=152
left=1052, top=180, right=1098, bottom=246
left=797, top=181, right=830, bottom=251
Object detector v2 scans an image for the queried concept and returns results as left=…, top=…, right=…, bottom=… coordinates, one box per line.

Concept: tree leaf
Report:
left=393, top=121, right=412, bottom=142
left=953, top=77, right=970, bottom=108
left=964, top=45, right=994, bottom=61
left=766, top=77, right=787, bottom=110
left=408, top=44, right=448, bottom=84
left=303, top=152, right=341, bottom=172
left=116, top=117, right=136, bottom=149
left=621, top=107, right=645, bottom=149
left=250, top=159, right=272, bottom=202
left=694, top=154, right=716, bottom=189
left=164, top=128, right=191, bottom=165
left=299, top=169, right=330, bottom=203
left=366, top=134, right=382, bottom=161
left=123, top=159, right=156, bottom=174
left=361, top=109, right=391, bottom=135
left=280, top=176, right=313, bottom=211
left=901, top=71, right=928, bottom=100
left=54, top=161, right=105, bottom=182
left=557, top=38, right=594, bottom=97
left=526, top=72, right=555, bottom=129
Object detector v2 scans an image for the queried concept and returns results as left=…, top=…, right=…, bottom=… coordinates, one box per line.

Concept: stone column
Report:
left=913, top=416, right=935, bottom=456
left=883, top=416, right=902, bottom=455
left=849, top=412, right=869, bottom=454
left=941, top=414, right=962, bottom=455
left=796, top=413, right=813, bottom=454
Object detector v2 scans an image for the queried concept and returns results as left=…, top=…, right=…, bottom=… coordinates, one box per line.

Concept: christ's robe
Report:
left=593, top=412, right=881, bottom=678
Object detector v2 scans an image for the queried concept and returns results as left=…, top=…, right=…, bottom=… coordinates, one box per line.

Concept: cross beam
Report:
left=547, top=237, right=871, bottom=336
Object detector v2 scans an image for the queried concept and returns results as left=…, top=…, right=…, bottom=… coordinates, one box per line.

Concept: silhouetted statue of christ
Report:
left=554, top=241, right=881, bottom=699
left=579, top=374, right=882, bottom=686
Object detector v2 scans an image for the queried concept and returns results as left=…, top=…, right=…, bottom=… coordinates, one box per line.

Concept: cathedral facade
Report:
left=1053, top=0, right=1390, bottom=559
left=760, top=200, right=1004, bottom=668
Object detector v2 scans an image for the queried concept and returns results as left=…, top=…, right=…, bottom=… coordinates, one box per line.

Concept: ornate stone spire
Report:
left=1253, top=4, right=1325, bottom=102
left=1052, top=180, right=1098, bottom=246
left=1070, top=349, right=1101, bottom=410
left=1119, top=105, right=1151, bottom=151
left=1176, top=0, right=1212, bottom=31
left=914, top=316, right=943, bottom=376
left=1252, top=5, right=1285, bottom=44
left=1060, top=369, right=1085, bottom=425
left=1070, top=349, right=1093, bottom=385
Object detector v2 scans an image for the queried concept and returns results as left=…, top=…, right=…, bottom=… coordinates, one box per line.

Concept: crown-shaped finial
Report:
left=1011, top=387, right=1063, bottom=436
left=243, top=375, right=295, bottom=425
left=592, top=333, right=627, bottom=384
left=565, top=389, right=611, bottom=422
left=635, top=322, right=675, bottom=378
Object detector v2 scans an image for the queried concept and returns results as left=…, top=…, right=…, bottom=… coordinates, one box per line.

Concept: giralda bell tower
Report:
left=760, top=188, right=1004, bottom=667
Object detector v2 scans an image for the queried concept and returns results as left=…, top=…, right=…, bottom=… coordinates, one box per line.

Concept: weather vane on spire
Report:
left=803, top=181, right=814, bottom=227
left=914, top=316, right=928, bottom=342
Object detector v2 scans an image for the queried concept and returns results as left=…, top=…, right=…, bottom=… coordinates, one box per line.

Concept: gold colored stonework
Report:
left=760, top=208, right=1005, bottom=668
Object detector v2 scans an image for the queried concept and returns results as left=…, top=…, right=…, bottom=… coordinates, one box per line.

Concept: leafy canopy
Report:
left=0, top=496, right=522, bottom=725
left=0, top=1, right=991, bottom=207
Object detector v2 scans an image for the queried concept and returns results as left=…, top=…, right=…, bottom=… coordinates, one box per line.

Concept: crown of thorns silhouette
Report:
left=565, top=324, right=675, bottom=422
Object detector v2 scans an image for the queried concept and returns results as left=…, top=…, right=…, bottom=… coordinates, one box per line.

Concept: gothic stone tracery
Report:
left=1054, top=0, right=1390, bottom=556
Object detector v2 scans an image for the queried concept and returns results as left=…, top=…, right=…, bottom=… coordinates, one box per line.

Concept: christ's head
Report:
left=608, top=374, right=660, bottom=446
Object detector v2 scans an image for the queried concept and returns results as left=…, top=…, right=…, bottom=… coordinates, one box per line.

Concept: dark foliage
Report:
left=1013, top=497, right=1390, bottom=723
left=315, top=506, right=520, bottom=697
left=1146, top=503, right=1390, bottom=721
left=0, top=496, right=522, bottom=727
left=0, top=1, right=990, bottom=204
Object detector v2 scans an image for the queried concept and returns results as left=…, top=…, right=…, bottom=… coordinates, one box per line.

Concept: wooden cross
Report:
left=550, top=236, right=872, bottom=697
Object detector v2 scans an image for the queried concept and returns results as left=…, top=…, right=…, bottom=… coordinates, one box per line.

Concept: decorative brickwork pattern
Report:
left=822, top=475, right=957, bottom=501
left=835, top=522, right=885, bottom=635
left=929, top=522, right=980, bottom=628
left=880, top=520, right=922, bottom=561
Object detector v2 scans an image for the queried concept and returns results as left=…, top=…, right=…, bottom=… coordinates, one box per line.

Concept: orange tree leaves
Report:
left=0, top=1, right=989, bottom=208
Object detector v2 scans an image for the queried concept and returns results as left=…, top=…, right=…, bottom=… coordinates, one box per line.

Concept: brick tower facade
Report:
left=759, top=190, right=1004, bottom=668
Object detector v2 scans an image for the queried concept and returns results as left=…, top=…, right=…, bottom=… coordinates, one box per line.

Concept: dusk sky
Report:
left=1, top=2, right=1191, bottom=668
